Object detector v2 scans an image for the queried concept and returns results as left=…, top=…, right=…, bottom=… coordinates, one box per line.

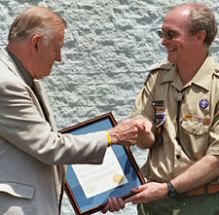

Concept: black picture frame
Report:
left=61, top=112, right=145, bottom=215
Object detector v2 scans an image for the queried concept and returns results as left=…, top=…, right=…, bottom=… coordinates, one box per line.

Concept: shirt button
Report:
left=176, top=154, right=181, bottom=159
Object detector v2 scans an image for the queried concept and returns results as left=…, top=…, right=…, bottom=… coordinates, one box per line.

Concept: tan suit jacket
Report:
left=0, top=48, right=108, bottom=214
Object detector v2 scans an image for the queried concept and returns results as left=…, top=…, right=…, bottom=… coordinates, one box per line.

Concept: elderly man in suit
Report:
left=0, top=6, right=154, bottom=215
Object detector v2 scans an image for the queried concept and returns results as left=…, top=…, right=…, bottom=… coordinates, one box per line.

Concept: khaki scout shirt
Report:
left=133, top=56, right=219, bottom=182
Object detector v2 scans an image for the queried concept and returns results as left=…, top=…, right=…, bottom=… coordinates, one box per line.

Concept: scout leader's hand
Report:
left=101, top=182, right=168, bottom=213
left=133, top=117, right=155, bottom=149
left=108, top=119, right=145, bottom=147
left=125, top=182, right=168, bottom=204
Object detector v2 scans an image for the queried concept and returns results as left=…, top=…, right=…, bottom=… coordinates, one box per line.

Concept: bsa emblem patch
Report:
left=199, top=99, right=209, bottom=109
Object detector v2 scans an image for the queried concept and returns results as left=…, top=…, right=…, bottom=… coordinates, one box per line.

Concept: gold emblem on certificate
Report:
left=113, top=174, right=124, bottom=185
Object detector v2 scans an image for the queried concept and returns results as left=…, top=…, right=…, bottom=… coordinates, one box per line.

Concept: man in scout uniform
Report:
left=103, top=3, right=219, bottom=215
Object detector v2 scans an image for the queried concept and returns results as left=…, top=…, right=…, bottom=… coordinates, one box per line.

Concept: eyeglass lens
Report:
left=157, top=30, right=178, bottom=40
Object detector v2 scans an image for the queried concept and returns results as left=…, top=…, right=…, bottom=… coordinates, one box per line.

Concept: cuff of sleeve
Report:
left=207, top=147, right=219, bottom=155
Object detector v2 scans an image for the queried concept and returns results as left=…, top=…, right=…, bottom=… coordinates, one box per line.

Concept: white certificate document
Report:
left=72, top=147, right=128, bottom=198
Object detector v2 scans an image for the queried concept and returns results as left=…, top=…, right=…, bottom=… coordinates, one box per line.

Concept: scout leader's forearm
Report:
left=170, top=154, right=219, bottom=194
left=124, top=154, right=219, bottom=205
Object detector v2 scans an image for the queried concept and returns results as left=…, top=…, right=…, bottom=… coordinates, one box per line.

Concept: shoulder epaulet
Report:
left=149, top=62, right=173, bottom=73
left=144, top=62, right=173, bottom=84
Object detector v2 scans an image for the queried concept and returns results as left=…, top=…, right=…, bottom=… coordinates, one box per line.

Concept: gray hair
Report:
left=8, top=6, right=67, bottom=45
left=173, top=3, right=217, bottom=46
left=189, top=3, right=217, bottom=46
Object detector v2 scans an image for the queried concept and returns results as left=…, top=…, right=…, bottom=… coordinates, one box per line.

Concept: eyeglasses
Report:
left=157, top=29, right=179, bottom=40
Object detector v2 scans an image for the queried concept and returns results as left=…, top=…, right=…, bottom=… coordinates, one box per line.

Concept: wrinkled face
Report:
left=160, top=7, right=199, bottom=65
left=32, top=23, right=65, bottom=79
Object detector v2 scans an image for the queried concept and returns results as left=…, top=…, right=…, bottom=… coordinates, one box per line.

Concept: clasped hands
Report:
left=107, top=117, right=155, bottom=148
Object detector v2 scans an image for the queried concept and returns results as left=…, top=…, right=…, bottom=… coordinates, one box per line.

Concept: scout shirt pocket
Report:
left=181, top=114, right=211, bottom=135
left=181, top=114, right=211, bottom=157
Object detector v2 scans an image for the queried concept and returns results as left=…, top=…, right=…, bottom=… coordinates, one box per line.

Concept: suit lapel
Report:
left=33, top=80, right=57, bottom=131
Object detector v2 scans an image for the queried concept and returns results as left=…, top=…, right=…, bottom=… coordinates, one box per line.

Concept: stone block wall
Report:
left=1, top=0, right=219, bottom=214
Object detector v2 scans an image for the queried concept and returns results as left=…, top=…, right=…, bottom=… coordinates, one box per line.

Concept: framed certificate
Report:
left=61, top=112, right=145, bottom=215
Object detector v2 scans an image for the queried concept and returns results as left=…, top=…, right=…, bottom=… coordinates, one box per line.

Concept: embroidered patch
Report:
left=152, top=100, right=166, bottom=145
left=152, top=100, right=167, bottom=128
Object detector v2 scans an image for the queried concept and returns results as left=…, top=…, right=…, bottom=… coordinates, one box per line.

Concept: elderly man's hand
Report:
left=108, top=117, right=155, bottom=147
left=101, top=197, right=125, bottom=214
left=108, top=119, right=145, bottom=147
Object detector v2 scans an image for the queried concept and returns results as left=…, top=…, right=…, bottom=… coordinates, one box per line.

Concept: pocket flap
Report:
left=0, top=182, right=34, bottom=199
left=181, top=120, right=209, bottom=135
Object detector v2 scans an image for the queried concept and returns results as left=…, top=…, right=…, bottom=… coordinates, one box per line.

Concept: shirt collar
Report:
left=160, top=55, right=216, bottom=92
left=190, top=55, right=216, bottom=91
left=6, top=47, right=33, bottom=88
left=160, top=64, right=183, bottom=91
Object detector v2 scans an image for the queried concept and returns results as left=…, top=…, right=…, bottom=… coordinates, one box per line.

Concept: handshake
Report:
left=107, top=117, right=155, bottom=149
